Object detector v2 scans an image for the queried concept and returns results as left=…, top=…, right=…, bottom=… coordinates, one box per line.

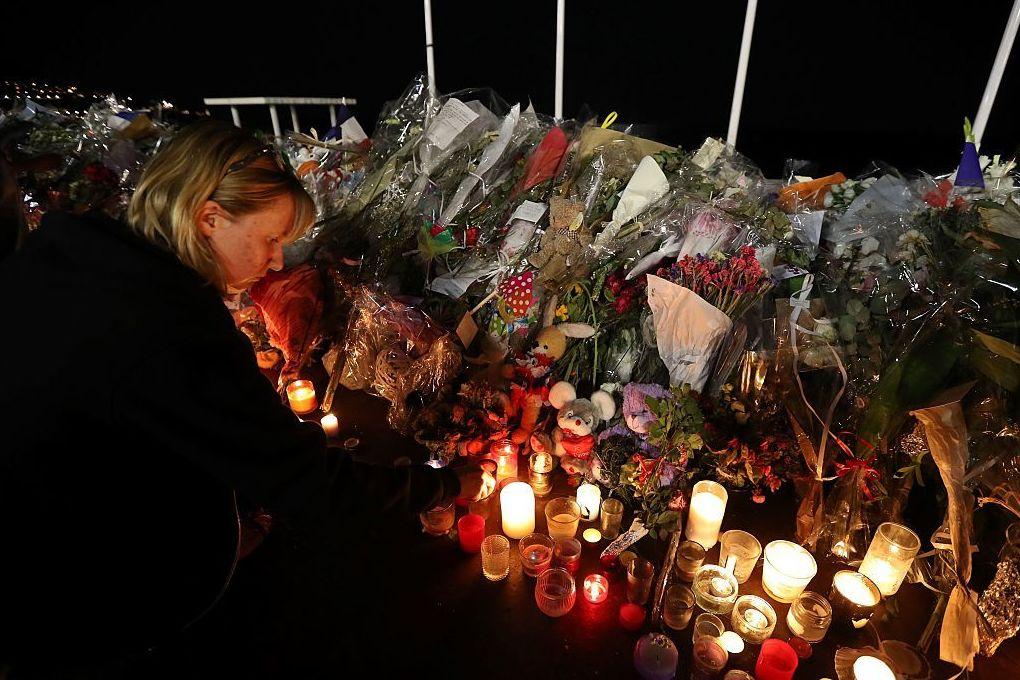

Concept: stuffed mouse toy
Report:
left=531, top=380, right=614, bottom=480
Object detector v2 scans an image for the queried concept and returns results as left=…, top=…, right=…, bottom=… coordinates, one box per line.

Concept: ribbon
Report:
left=834, top=456, right=881, bottom=500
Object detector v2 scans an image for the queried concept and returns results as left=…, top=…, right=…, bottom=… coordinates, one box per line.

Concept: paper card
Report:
left=511, top=200, right=547, bottom=224
left=425, top=98, right=479, bottom=151
left=772, top=264, right=806, bottom=280
left=456, top=312, right=479, bottom=348
left=341, top=116, right=368, bottom=143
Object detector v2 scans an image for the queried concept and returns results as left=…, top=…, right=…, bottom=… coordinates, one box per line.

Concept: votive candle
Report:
left=755, top=638, right=799, bottom=680
left=583, top=528, right=602, bottom=543
left=500, top=481, right=535, bottom=539
left=584, top=573, right=609, bottom=603
left=685, top=480, right=727, bottom=549
left=731, top=595, right=777, bottom=644
left=457, top=514, right=485, bottom=554
left=858, top=522, right=921, bottom=597
left=634, top=633, right=678, bottom=680
left=830, top=570, right=881, bottom=629
left=852, top=655, right=896, bottom=680
left=762, top=540, right=817, bottom=603
left=490, top=439, right=519, bottom=482
left=319, top=413, right=339, bottom=437
left=286, top=379, right=317, bottom=414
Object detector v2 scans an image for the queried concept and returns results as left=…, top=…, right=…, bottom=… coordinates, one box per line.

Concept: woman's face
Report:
left=198, top=194, right=294, bottom=292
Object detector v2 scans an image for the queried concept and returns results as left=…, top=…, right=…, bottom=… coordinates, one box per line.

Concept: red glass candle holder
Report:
left=619, top=603, right=646, bottom=631
left=457, top=514, right=485, bottom=554
left=583, top=574, right=609, bottom=604
left=755, top=639, right=799, bottom=680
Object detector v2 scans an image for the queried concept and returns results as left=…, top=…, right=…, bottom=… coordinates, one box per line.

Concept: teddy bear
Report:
left=531, top=380, right=614, bottom=480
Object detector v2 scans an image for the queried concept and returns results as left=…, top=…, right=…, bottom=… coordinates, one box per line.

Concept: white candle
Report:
left=500, top=481, right=535, bottom=539
left=852, top=655, right=895, bottom=680
left=762, top=540, right=817, bottom=603
left=858, top=522, right=921, bottom=597
left=319, top=413, right=339, bottom=437
left=718, top=631, right=745, bottom=654
left=286, top=379, right=317, bottom=414
left=577, top=483, right=602, bottom=521
left=833, top=571, right=880, bottom=606
left=685, top=481, right=727, bottom=549
left=583, top=528, right=602, bottom=543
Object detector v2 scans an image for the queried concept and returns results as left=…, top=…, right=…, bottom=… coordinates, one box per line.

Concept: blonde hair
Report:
left=128, top=120, right=315, bottom=293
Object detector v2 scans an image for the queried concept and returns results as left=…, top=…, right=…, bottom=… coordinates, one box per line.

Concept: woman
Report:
left=0, top=121, right=482, bottom=674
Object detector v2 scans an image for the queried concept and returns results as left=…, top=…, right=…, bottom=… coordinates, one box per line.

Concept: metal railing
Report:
left=203, top=96, right=358, bottom=137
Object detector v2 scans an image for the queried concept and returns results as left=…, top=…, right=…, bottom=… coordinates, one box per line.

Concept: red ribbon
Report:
left=834, top=456, right=881, bottom=500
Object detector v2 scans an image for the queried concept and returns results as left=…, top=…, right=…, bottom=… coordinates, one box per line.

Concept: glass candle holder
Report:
left=634, top=633, right=678, bottom=680
left=553, top=537, right=582, bottom=573
left=662, top=584, right=695, bottom=631
left=468, top=477, right=495, bottom=520
left=762, top=540, right=817, bottom=603
left=692, top=564, right=739, bottom=614
left=583, top=528, right=602, bottom=543
left=481, top=535, right=510, bottom=581
left=685, top=480, right=728, bottom=549
left=529, top=451, right=555, bottom=474
left=731, top=595, right=777, bottom=644
left=830, top=570, right=881, bottom=629
left=600, top=498, right=625, bottom=539
left=858, top=521, right=921, bottom=597
left=692, top=628, right=729, bottom=678
left=755, top=639, right=798, bottom=680
left=693, top=612, right=725, bottom=641
left=457, top=514, right=485, bottom=554
left=419, top=499, right=455, bottom=536
left=627, top=557, right=656, bottom=605
left=619, top=603, right=646, bottom=631
left=490, top=439, right=519, bottom=483
left=535, top=567, right=576, bottom=617
left=786, top=591, right=832, bottom=643
left=286, top=379, right=317, bottom=414
left=719, top=530, right=762, bottom=584
left=584, top=573, right=609, bottom=604
left=545, top=497, right=581, bottom=540
left=519, top=533, right=555, bottom=577
left=500, top=481, right=535, bottom=539
left=577, top=483, right=602, bottom=521
left=674, top=540, right=707, bottom=583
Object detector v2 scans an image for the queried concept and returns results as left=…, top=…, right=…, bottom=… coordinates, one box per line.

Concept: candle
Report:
left=457, top=514, right=485, bottom=554
left=786, top=592, right=831, bottom=643
left=755, top=639, right=799, bottom=680
left=762, top=540, right=817, bottom=603
left=693, top=564, right=739, bottom=614
left=577, top=483, right=602, bottom=521
left=530, top=452, right=554, bottom=474
left=731, top=595, right=777, bottom=644
left=692, top=637, right=729, bottom=676
left=719, top=631, right=745, bottom=654
left=859, top=522, right=921, bottom=597
left=830, top=570, right=881, bottom=630
left=852, top=655, right=896, bottom=680
left=490, top=439, right=519, bottom=482
left=583, top=528, right=602, bottom=544
left=286, top=379, right=317, bottom=414
left=519, top=533, right=555, bottom=576
left=619, top=603, right=646, bottom=631
left=500, top=481, right=535, bottom=539
left=719, top=530, right=762, bottom=584
left=584, top=573, right=609, bottom=603
left=674, top=540, right=707, bottom=582
left=634, top=633, right=678, bottom=680
left=685, top=480, right=727, bottom=549
left=319, top=413, right=339, bottom=437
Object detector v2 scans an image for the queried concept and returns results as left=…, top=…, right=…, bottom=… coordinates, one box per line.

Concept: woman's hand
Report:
left=451, top=462, right=492, bottom=501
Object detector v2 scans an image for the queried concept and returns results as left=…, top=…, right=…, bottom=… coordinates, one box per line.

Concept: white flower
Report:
left=859, top=236, right=880, bottom=256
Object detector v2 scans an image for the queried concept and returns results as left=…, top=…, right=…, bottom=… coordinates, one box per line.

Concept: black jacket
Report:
left=0, top=211, right=458, bottom=662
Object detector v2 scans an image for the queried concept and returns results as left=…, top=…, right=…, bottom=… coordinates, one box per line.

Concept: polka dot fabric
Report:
left=498, top=271, right=534, bottom=317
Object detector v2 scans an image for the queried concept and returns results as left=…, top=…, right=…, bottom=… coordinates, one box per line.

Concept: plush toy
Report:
left=532, top=380, right=614, bottom=479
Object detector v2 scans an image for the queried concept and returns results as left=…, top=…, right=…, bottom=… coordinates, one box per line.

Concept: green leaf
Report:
left=972, top=330, right=1020, bottom=365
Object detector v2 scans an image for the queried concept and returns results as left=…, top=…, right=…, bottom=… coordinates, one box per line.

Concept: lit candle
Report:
left=830, top=570, right=881, bottom=630
left=500, top=481, right=535, bottom=539
left=319, top=413, right=339, bottom=437
left=577, top=483, right=602, bottom=521
left=761, top=541, right=817, bottom=603
left=530, top=452, right=554, bottom=474
left=490, top=440, right=519, bottom=482
left=584, top=574, right=609, bottom=603
left=619, top=603, right=646, bottom=631
left=286, top=379, right=317, bottom=414
left=457, top=514, right=485, bottom=554
left=833, top=571, right=880, bottom=606
left=858, top=522, right=921, bottom=597
left=685, top=481, right=727, bottom=549
left=852, top=655, right=896, bottom=680
left=719, top=631, right=745, bottom=654
left=731, top=595, right=777, bottom=644
left=583, top=528, right=602, bottom=544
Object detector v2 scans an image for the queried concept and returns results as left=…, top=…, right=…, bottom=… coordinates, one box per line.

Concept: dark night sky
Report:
left=6, top=1, right=1020, bottom=176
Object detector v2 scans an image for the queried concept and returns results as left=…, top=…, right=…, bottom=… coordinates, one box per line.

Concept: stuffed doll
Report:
left=531, top=381, right=614, bottom=480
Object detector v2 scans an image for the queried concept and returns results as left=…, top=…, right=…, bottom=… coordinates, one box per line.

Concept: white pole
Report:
left=424, top=0, right=437, bottom=97
left=555, top=0, right=565, bottom=120
left=230, top=105, right=241, bottom=127
left=268, top=105, right=282, bottom=139
left=289, top=105, right=300, bottom=133
left=973, top=0, right=1020, bottom=147
left=329, top=105, right=338, bottom=127
left=726, top=0, right=758, bottom=148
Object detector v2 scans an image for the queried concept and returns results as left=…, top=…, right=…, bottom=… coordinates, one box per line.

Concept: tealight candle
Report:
left=858, top=522, right=921, bottom=597
left=530, top=452, right=554, bottom=474
left=500, top=481, right=535, bottom=539
left=584, top=574, right=609, bottom=603
left=693, top=564, right=739, bottom=614
left=830, top=570, right=881, bottom=629
left=490, top=440, right=519, bottom=482
left=286, top=379, right=317, bottom=414
left=731, top=595, right=777, bottom=644
left=852, top=655, right=896, bottom=680
left=719, top=631, right=745, bottom=654
left=319, top=413, right=339, bottom=437
left=577, top=483, right=602, bottom=521
left=583, top=528, right=602, bottom=544
left=762, top=540, right=817, bottom=603
left=685, top=480, right=727, bottom=549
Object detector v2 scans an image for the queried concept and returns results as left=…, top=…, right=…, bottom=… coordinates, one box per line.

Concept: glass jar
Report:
left=663, top=584, right=695, bottom=631
left=545, top=497, right=581, bottom=540
left=535, top=567, right=576, bottom=617
left=692, top=564, right=739, bottom=614
left=731, top=595, right=777, bottom=644
left=600, top=498, right=625, bottom=539
left=786, top=591, right=832, bottom=643
left=858, top=522, right=921, bottom=597
left=674, top=540, right=707, bottom=583
left=419, top=499, right=455, bottom=536
left=719, top=530, right=762, bottom=584
left=519, top=533, right=555, bottom=577
left=762, top=540, right=817, bottom=603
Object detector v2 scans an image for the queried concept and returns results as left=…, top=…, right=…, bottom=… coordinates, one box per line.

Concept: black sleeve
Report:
left=112, top=331, right=458, bottom=527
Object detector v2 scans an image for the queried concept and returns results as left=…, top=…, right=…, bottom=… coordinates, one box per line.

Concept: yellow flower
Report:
left=572, top=284, right=582, bottom=295
left=556, top=305, right=569, bottom=321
